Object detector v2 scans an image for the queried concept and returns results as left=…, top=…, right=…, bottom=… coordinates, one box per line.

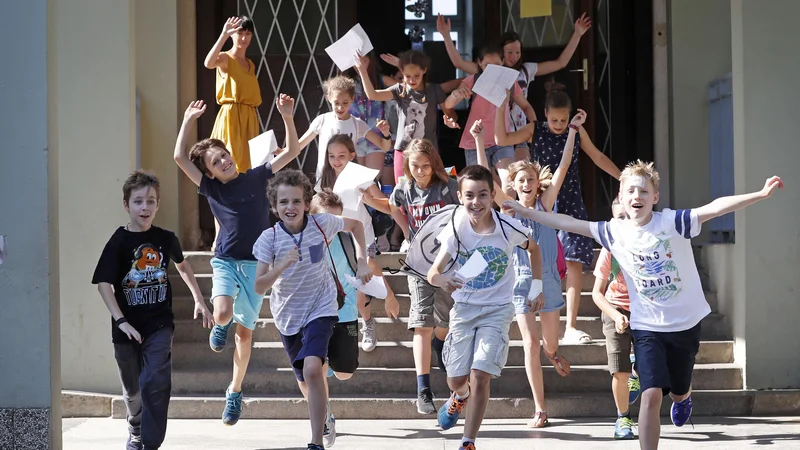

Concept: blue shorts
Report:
left=210, top=257, right=263, bottom=330
left=511, top=247, right=565, bottom=315
left=279, top=316, right=338, bottom=382
left=631, top=322, right=702, bottom=396
left=464, top=145, right=515, bottom=167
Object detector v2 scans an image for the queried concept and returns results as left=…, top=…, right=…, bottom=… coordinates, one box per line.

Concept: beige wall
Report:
left=668, top=0, right=731, bottom=231
left=707, top=0, right=800, bottom=390
left=136, top=0, right=180, bottom=233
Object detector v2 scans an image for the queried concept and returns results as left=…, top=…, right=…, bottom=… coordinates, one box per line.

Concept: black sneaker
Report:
left=307, top=444, right=324, bottom=450
left=417, top=387, right=436, bottom=415
left=432, top=336, right=445, bottom=371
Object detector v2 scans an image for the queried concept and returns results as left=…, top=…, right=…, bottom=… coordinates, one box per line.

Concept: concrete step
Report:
left=171, top=340, right=733, bottom=370
left=172, top=291, right=720, bottom=320
left=170, top=364, right=742, bottom=397
left=63, top=389, right=800, bottom=419
left=173, top=312, right=729, bottom=343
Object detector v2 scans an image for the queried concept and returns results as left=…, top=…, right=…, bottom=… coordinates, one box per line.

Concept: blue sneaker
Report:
left=614, top=416, right=636, bottom=439
left=209, top=321, right=232, bottom=352
left=222, top=387, right=243, bottom=426
left=628, top=375, right=641, bottom=404
left=671, top=397, right=693, bottom=427
left=437, top=390, right=468, bottom=430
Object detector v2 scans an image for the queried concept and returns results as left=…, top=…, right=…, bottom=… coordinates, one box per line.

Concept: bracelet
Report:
left=115, top=317, right=128, bottom=327
left=382, top=133, right=391, bottom=140
left=568, top=124, right=579, bottom=131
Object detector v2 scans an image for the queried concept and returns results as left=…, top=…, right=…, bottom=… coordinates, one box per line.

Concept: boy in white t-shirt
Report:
left=428, top=165, right=544, bottom=450
left=504, top=160, right=784, bottom=450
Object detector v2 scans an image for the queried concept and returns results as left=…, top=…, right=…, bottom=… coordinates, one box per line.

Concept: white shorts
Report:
left=442, top=302, right=515, bottom=378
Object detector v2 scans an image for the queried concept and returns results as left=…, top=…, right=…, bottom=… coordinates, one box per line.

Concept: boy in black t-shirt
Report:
left=92, top=171, right=213, bottom=450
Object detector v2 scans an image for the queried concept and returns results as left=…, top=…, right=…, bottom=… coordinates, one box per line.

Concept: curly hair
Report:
left=506, top=160, right=553, bottom=199
left=267, top=169, right=315, bottom=210
left=323, top=75, right=356, bottom=99
left=310, top=189, right=344, bottom=214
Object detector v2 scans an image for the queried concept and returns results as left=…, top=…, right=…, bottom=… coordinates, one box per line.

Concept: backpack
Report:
left=392, top=204, right=530, bottom=283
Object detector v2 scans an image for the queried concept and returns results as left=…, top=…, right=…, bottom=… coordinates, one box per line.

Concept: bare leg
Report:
left=364, top=152, right=385, bottom=174
left=413, top=327, right=433, bottom=376
left=516, top=313, right=545, bottom=411
left=356, top=291, right=371, bottom=321
left=303, top=356, right=327, bottom=446
left=515, top=145, right=530, bottom=162
left=496, top=157, right=513, bottom=197
left=230, top=325, right=253, bottom=392
left=638, top=387, right=663, bottom=450
left=565, top=261, right=584, bottom=334
left=612, top=372, right=632, bottom=415
left=212, top=296, right=234, bottom=327
left=462, top=370, right=492, bottom=440
left=434, top=327, right=448, bottom=341
left=447, top=375, right=470, bottom=396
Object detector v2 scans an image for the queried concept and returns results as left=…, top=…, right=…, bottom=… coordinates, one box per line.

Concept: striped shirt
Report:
left=252, top=213, right=344, bottom=335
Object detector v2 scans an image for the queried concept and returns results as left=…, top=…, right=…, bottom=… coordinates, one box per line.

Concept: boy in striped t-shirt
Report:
left=252, top=170, right=371, bottom=450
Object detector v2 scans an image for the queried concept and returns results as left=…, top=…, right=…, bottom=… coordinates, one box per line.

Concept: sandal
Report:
left=528, top=411, right=550, bottom=428
left=545, top=350, right=572, bottom=377
left=563, top=328, right=592, bottom=344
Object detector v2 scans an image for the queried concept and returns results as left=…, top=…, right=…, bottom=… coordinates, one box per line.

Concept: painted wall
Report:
left=57, top=0, right=136, bottom=393
left=668, top=0, right=731, bottom=233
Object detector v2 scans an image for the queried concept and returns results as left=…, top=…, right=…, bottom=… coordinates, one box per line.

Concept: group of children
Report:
left=92, top=12, right=784, bottom=450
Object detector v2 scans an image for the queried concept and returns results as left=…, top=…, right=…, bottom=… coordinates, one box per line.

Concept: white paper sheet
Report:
left=248, top=129, right=279, bottom=167
left=471, top=64, right=520, bottom=107
left=332, top=162, right=380, bottom=212
left=455, top=251, right=488, bottom=282
left=345, top=274, right=388, bottom=299
left=324, top=24, right=374, bottom=71
left=0, top=235, right=6, bottom=265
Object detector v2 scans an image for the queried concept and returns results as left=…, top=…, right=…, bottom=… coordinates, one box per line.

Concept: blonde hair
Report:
left=310, top=189, right=343, bottom=214
left=507, top=160, right=553, bottom=199
left=323, top=75, right=356, bottom=99
left=620, top=160, right=660, bottom=191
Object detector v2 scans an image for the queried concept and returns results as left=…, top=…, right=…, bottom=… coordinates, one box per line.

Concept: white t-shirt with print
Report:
left=252, top=213, right=344, bottom=336
left=589, top=208, right=710, bottom=333
left=310, top=112, right=371, bottom=180
left=436, top=208, right=531, bottom=306
left=509, top=62, right=539, bottom=132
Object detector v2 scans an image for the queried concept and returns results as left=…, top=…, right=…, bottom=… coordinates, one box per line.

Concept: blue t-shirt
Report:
left=199, top=163, right=273, bottom=261
left=327, top=233, right=359, bottom=323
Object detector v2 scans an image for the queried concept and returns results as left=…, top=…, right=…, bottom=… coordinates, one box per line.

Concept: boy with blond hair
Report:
left=505, top=160, right=783, bottom=450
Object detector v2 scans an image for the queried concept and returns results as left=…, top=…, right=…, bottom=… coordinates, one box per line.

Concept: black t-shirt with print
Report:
left=92, top=226, right=184, bottom=343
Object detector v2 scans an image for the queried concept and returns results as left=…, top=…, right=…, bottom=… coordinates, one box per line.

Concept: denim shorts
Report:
left=464, top=145, right=515, bottom=167
left=210, top=257, right=263, bottom=330
left=511, top=247, right=565, bottom=315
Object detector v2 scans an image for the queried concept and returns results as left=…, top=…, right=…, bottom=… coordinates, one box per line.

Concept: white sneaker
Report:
left=323, top=407, right=336, bottom=448
left=361, top=317, right=377, bottom=352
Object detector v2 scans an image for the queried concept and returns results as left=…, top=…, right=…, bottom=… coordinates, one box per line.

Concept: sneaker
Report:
left=671, top=397, right=694, bottom=427
left=307, top=444, right=325, bottom=450
left=437, top=391, right=468, bottom=430
left=323, top=408, right=336, bottom=448
left=209, top=321, right=232, bottom=352
left=628, top=375, right=641, bottom=404
left=614, top=416, right=636, bottom=440
left=417, top=388, right=436, bottom=415
left=360, top=318, right=377, bottom=352
left=222, top=387, right=243, bottom=426
left=459, top=442, right=476, bottom=450
left=432, top=336, right=445, bottom=371
left=126, top=433, right=143, bottom=450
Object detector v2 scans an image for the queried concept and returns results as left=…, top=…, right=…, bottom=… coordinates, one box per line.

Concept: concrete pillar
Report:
left=56, top=0, right=138, bottom=393
left=0, top=1, right=61, bottom=448
left=730, top=0, right=800, bottom=389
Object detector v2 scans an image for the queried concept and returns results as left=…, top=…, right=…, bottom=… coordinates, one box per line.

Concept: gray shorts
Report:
left=602, top=307, right=633, bottom=374
left=442, top=302, right=515, bottom=378
left=464, top=145, right=515, bottom=167
left=408, top=277, right=454, bottom=329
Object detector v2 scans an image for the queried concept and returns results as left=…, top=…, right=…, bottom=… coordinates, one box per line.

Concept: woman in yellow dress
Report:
left=204, top=16, right=262, bottom=173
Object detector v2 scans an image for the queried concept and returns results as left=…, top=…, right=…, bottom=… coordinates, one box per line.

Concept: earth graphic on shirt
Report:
left=457, top=246, right=508, bottom=290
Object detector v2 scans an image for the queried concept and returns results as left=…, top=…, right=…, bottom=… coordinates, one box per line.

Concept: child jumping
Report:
left=252, top=170, right=372, bottom=450
left=172, top=94, right=301, bottom=425
left=504, top=161, right=784, bottom=450
left=428, top=165, right=544, bottom=450
left=92, top=171, right=214, bottom=450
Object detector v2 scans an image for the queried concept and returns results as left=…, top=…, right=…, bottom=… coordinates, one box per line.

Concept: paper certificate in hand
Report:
left=248, top=129, right=279, bottom=167
left=325, top=24, right=374, bottom=71
left=332, top=162, right=380, bottom=211
left=471, top=64, right=520, bottom=107
left=455, top=251, right=488, bottom=283
left=345, top=274, right=388, bottom=299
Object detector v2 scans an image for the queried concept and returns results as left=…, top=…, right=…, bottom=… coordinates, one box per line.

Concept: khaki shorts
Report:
left=602, top=307, right=633, bottom=374
left=407, top=277, right=454, bottom=329
left=442, top=302, right=515, bottom=378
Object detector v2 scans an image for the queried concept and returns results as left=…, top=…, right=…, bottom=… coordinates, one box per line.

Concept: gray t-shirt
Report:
left=252, top=213, right=344, bottom=335
left=389, top=177, right=459, bottom=237
left=389, top=83, right=446, bottom=151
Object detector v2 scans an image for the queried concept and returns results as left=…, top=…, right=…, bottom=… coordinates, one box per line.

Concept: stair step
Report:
left=63, top=389, right=800, bottom=419
left=174, top=312, right=728, bottom=343
left=172, top=291, right=720, bottom=319
left=170, top=364, right=742, bottom=396
left=171, top=340, right=732, bottom=370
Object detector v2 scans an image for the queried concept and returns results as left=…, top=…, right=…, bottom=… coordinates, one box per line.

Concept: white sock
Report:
left=455, top=389, right=470, bottom=401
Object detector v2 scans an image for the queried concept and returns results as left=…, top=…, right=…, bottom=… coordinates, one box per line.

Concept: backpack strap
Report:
left=311, top=216, right=346, bottom=297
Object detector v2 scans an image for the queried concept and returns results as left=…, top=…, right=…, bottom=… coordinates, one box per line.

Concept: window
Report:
left=404, top=0, right=466, bottom=44
left=433, top=31, right=458, bottom=44
left=432, top=0, right=458, bottom=16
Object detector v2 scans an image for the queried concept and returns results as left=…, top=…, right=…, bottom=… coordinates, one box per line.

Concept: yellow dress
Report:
left=211, top=54, right=262, bottom=173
